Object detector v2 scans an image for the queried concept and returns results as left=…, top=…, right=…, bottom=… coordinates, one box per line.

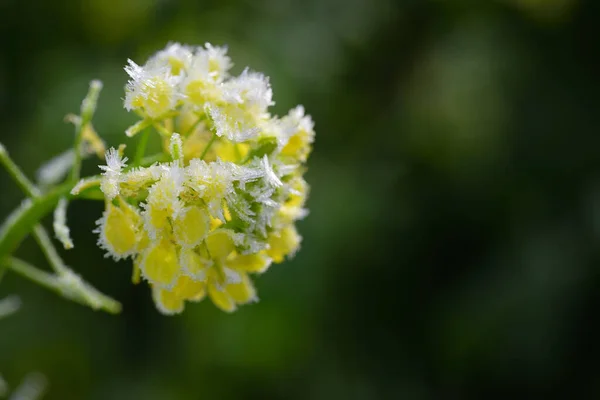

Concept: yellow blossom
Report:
left=94, top=42, right=314, bottom=315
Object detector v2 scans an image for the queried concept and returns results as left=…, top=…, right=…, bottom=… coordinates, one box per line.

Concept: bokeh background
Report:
left=1, top=0, right=600, bottom=398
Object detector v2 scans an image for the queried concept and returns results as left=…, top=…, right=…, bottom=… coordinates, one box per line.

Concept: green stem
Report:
left=0, top=144, right=40, bottom=197
left=0, top=182, right=73, bottom=268
left=5, top=257, right=61, bottom=293
left=133, top=128, right=150, bottom=166
left=70, top=125, right=84, bottom=182
left=0, top=143, right=72, bottom=266
left=152, top=122, right=172, bottom=138
left=32, top=225, right=69, bottom=275
left=131, top=260, right=141, bottom=285
left=183, top=115, right=206, bottom=137
left=200, top=134, right=218, bottom=160
left=4, top=257, right=121, bottom=314
left=71, top=81, right=102, bottom=183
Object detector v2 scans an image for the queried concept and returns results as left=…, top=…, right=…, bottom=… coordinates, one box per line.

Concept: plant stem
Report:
left=6, top=257, right=61, bottom=293
left=71, top=80, right=102, bottom=183
left=200, top=134, right=218, bottom=160
left=0, top=144, right=40, bottom=198
left=70, top=125, right=84, bottom=183
left=133, top=127, right=150, bottom=166
left=32, top=225, right=69, bottom=275
left=0, top=182, right=72, bottom=269
left=152, top=122, right=172, bottom=138
left=0, top=142, right=74, bottom=266
left=4, top=257, right=121, bottom=314
left=183, top=115, right=206, bottom=137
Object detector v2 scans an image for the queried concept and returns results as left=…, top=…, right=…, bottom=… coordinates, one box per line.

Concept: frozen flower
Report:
left=94, top=41, right=315, bottom=314
left=124, top=59, right=182, bottom=118
left=182, top=43, right=232, bottom=107
left=279, top=106, right=315, bottom=162
left=149, top=42, right=194, bottom=75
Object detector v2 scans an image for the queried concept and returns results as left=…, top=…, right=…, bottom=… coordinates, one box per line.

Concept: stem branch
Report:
left=71, top=80, right=102, bottom=183
left=200, top=134, right=218, bottom=160
left=133, top=127, right=150, bottom=167
left=4, top=257, right=121, bottom=314
left=0, top=144, right=40, bottom=197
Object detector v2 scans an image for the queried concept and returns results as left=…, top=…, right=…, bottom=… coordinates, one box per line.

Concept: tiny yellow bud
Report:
left=143, top=79, right=176, bottom=118
left=228, top=253, right=271, bottom=274
left=97, top=202, right=140, bottom=259
left=173, top=276, right=206, bottom=301
left=169, top=133, right=184, bottom=165
left=266, top=225, right=301, bottom=263
left=141, top=239, right=180, bottom=287
left=206, top=230, right=235, bottom=259
left=180, top=248, right=207, bottom=280
left=208, top=284, right=236, bottom=313
left=153, top=287, right=185, bottom=315
left=173, top=206, right=210, bottom=248
left=226, top=272, right=256, bottom=304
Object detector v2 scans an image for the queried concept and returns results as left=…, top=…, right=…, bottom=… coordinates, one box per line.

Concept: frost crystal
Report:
left=99, top=148, right=127, bottom=200
left=53, top=197, right=73, bottom=250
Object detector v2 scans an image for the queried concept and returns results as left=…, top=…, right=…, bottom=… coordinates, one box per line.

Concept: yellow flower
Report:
left=280, top=106, right=315, bottom=162
left=140, top=238, right=180, bottom=288
left=124, top=60, right=181, bottom=118
left=94, top=42, right=315, bottom=314
left=96, top=200, right=142, bottom=260
left=267, top=225, right=301, bottom=263
left=173, top=206, right=210, bottom=248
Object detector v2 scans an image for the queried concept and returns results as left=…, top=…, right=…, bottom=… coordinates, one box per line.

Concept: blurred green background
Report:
left=2, top=0, right=600, bottom=398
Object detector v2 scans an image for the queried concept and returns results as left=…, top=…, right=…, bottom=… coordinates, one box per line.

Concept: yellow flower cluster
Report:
left=95, top=43, right=314, bottom=314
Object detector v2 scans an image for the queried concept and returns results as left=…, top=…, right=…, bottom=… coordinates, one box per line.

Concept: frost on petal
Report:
left=279, top=105, right=315, bottom=162
left=149, top=42, right=194, bottom=75
left=204, top=43, right=233, bottom=81
left=169, top=132, right=184, bottom=164
left=222, top=68, right=273, bottom=111
left=119, top=165, right=161, bottom=198
left=124, top=59, right=182, bottom=118
left=205, top=104, right=260, bottom=142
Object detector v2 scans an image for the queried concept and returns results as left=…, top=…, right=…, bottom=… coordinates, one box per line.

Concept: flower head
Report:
left=96, top=42, right=315, bottom=314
